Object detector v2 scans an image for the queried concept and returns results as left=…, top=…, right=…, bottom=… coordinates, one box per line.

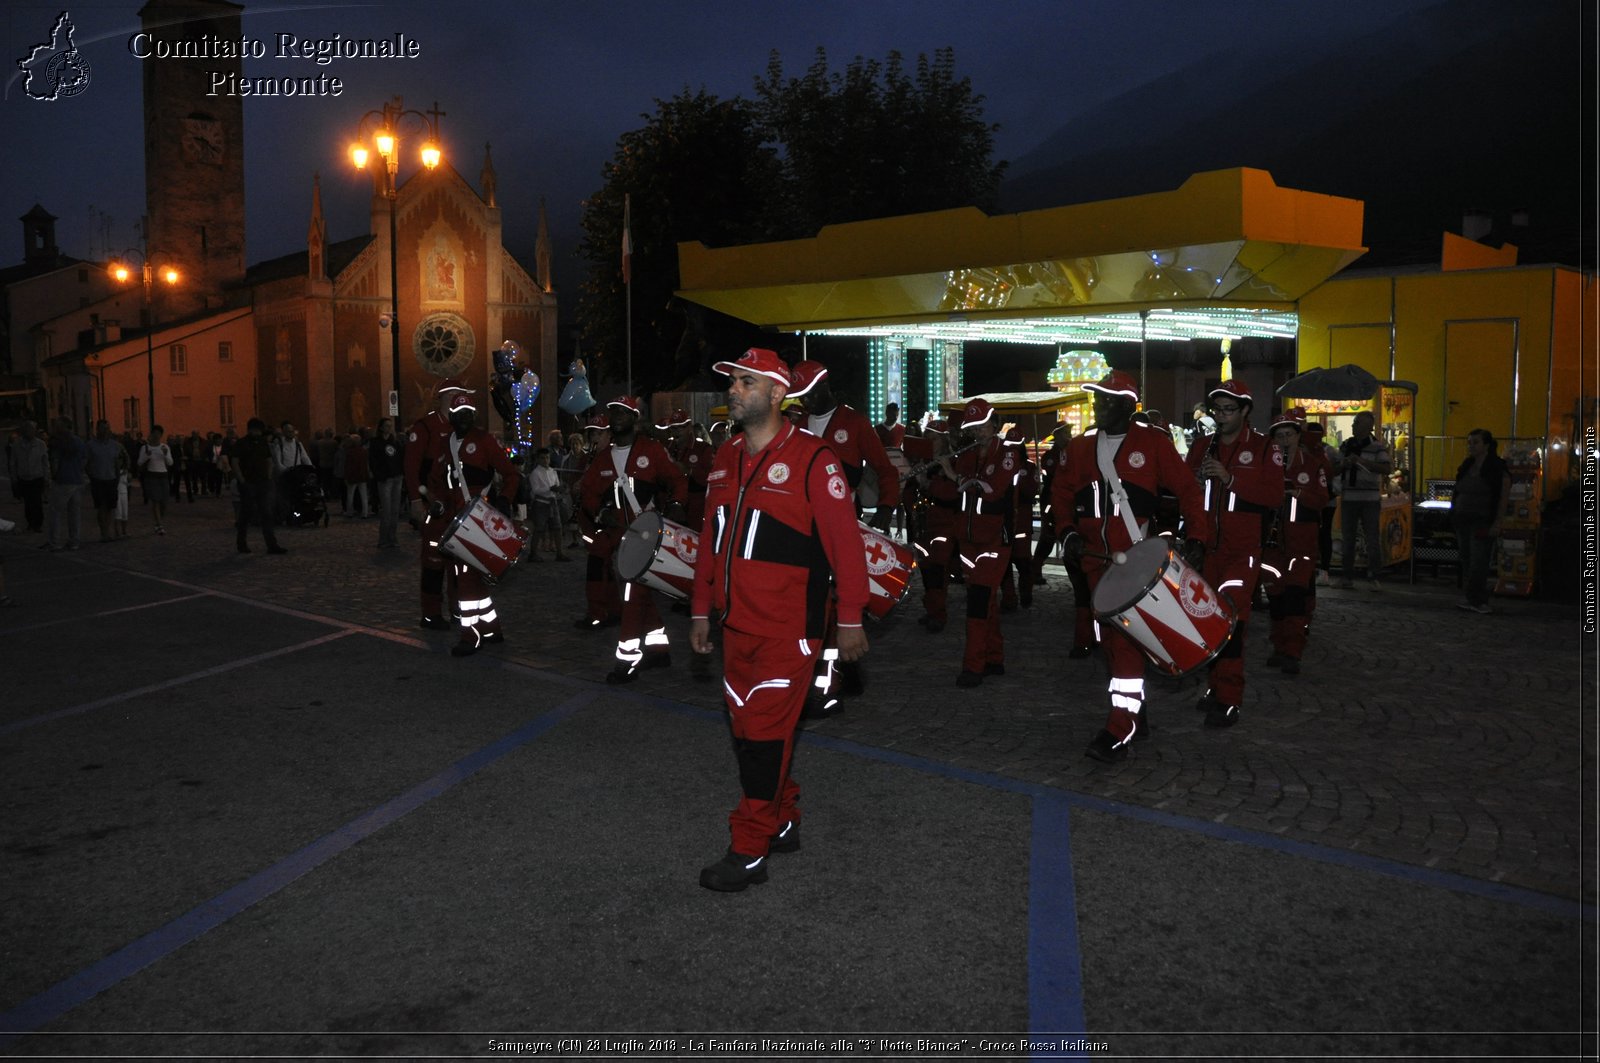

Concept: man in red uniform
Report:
left=404, top=377, right=470, bottom=630
left=659, top=408, right=715, bottom=531
left=422, top=384, right=522, bottom=657
left=1261, top=407, right=1330, bottom=675
left=788, top=359, right=900, bottom=709
left=1185, top=379, right=1285, bottom=727
left=690, top=348, right=869, bottom=891
left=1055, top=371, right=1210, bottom=762
left=952, top=398, right=1016, bottom=688
left=577, top=395, right=688, bottom=683
left=910, top=419, right=961, bottom=633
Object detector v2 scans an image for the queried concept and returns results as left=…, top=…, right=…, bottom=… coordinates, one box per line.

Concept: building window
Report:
left=169, top=343, right=188, bottom=374
left=218, top=340, right=232, bottom=362
left=219, top=394, right=235, bottom=428
left=123, top=397, right=140, bottom=431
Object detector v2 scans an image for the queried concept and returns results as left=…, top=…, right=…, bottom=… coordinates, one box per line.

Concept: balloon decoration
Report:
left=491, top=340, right=540, bottom=454
left=558, top=357, right=597, bottom=416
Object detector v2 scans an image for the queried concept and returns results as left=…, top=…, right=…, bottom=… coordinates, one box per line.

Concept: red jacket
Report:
left=953, top=436, right=1016, bottom=546
left=424, top=427, right=522, bottom=518
left=1279, top=445, right=1331, bottom=523
left=1053, top=423, right=1210, bottom=572
left=577, top=435, right=686, bottom=534
left=403, top=410, right=451, bottom=500
left=803, top=403, right=901, bottom=508
left=1185, top=427, right=1285, bottom=552
left=670, top=437, right=716, bottom=493
left=691, top=422, right=869, bottom=638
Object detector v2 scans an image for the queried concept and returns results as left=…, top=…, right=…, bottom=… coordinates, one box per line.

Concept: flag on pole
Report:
left=621, top=193, right=632, bottom=286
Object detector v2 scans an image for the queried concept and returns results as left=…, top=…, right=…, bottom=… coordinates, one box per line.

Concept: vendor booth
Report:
left=1277, top=364, right=1418, bottom=575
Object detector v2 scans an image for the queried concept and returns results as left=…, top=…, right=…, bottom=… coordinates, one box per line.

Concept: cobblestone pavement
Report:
left=5, top=491, right=1593, bottom=904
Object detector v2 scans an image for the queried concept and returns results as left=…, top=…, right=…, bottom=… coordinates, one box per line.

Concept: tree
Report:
left=577, top=49, right=1006, bottom=394
left=576, top=89, right=780, bottom=396
left=752, top=47, right=1006, bottom=238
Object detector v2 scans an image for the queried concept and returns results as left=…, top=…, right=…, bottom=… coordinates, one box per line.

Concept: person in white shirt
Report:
left=526, top=447, right=569, bottom=561
left=137, top=425, right=174, bottom=535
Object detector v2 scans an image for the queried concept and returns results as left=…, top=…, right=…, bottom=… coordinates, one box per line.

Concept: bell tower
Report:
left=138, top=0, right=246, bottom=317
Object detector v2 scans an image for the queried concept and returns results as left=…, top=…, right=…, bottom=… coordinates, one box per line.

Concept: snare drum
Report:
left=859, top=522, right=915, bottom=619
left=438, top=496, right=529, bottom=582
left=615, top=511, right=699, bottom=600
left=1091, top=537, right=1235, bottom=675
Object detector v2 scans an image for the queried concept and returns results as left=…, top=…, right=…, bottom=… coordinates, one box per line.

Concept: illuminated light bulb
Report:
left=420, top=143, right=441, bottom=169
left=350, top=144, right=369, bottom=169
left=375, top=130, right=395, bottom=157
left=161, top=267, right=179, bottom=285
left=111, top=264, right=130, bottom=283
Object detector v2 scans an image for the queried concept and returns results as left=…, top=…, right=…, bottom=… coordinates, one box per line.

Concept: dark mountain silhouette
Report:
left=1001, top=0, right=1590, bottom=267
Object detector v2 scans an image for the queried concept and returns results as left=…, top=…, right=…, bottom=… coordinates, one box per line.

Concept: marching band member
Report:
left=423, top=383, right=522, bottom=657
left=1185, top=380, right=1285, bottom=727
left=789, top=358, right=900, bottom=710
left=952, top=398, right=1015, bottom=688
left=576, top=396, right=687, bottom=683
left=659, top=407, right=715, bottom=531
left=911, top=420, right=961, bottom=634
left=690, top=348, right=869, bottom=891
left=1035, top=427, right=1094, bottom=657
left=405, top=377, right=469, bottom=630
left=1054, top=371, right=1209, bottom=762
left=1262, top=407, right=1330, bottom=675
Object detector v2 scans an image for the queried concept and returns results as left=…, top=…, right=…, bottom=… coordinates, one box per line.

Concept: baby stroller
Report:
left=278, top=465, right=329, bottom=527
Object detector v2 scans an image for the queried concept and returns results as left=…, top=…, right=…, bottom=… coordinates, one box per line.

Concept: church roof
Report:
left=0, top=254, right=91, bottom=287
left=238, top=234, right=373, bottom=288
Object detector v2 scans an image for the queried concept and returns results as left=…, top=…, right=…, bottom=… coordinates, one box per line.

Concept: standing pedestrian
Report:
left=689, top=348, right=870, bottom=891
left=342, top=432, right=371, bottom=517
left=45, top=417, right=88, bottom=551
left=86, top=419, right=126, bottom=542
left=369, top=418, right=404, bottom=547
left=1332, top=410, right=1392, bottom=589
left=1451, top=428, right=1511, bottom=614
left=7, top=420, right=47, bottom=533
left=233, top=418, right=287, bottom=555
left=137, top=425, right=174, bottom=535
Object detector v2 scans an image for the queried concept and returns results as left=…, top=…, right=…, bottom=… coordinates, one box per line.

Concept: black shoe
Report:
left=839, top=662, right=864, bottom=697
left=480, top=631, right=505, bottom=646
left=266, top=545, right=288, bottom=555
left=605, top=664, right=639, bottom=685
left=1068, top=645, right=1092, bottom=660
left=641, top=652, right=671, bottom=670
left=769, top=819, right=801, bottom=854
left=1265, top=652, right=1289, bottom=669
left=1280, top=657, right=1300, bottom=675
left=1204, top=703, right=1240, bottom=728
left=983, top=662, right=1005, bottom=677
left=1196, top=690, right=1220, bottom=713
left=420, top=616, right=452, bottom=631
left=802, top=694, right=843, bottom=720
left=1020, top=595, right=1032, bottom=609
left=1133, top=714, right=1154, bottom=741
left=689, top=651, right=714, bottom=680
left=1000, top=600, right=1018, bottom=614
left=574, top=615, right=605, bottom=630
left=450, top=641, right=479, bottom=658
left=1084, top=730, right=1129, bottom=764
left=956, top=670, right=984, bottom=688
left=699, top=850, right=769, bottom=892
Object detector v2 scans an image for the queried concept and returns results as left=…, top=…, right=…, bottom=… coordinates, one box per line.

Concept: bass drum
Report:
left=614, top=511, right=699, bottom=600
left=1090, top=537, right=1235, bottom=676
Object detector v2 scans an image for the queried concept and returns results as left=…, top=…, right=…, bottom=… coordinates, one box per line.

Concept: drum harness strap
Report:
left=447, top=434, right=488, bottom=509
left=1096, top=433, right=1146, bottom=547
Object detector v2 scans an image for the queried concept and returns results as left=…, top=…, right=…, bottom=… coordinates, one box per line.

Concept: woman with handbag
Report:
left=137, top=426, right=174, bottom=535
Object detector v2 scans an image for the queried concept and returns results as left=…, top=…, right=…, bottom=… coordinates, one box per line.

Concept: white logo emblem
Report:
left=1297, top=471, right=1310, bottom=484
left=637, top=455, right=650, bottom=469
left=465, top=442, right=477, bottom=455
left=768, top=462, right=790, bottom=484
left=1239, top=449, right=1254, bottom=465
left=1128, top=451, right=1146, bottom=469
left=1178, top=572, right=1221, bottom=619
left=833, top=429, right=848, bottom=444
left=408, top=431, right=418, bottom=443
left=689, top=454, right=700, bottom=464
left=985, top=464, right=995, bottom=475
left=1271, top=448, right=1284, bottom=467
left=861, top=531, right=898, bottom=575
left=827, top=475, right=848, bottom=500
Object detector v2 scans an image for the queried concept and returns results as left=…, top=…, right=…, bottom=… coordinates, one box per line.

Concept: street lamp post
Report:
left=349, top=97, right=445, bottom=429
left=109, top=216, right=179, bottom=434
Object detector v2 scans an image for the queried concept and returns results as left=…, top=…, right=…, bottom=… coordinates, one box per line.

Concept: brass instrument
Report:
left=900, top=440, right=979, bottom=483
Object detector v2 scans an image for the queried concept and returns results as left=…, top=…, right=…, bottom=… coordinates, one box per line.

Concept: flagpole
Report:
left=623, top=193, right=633, bottom=396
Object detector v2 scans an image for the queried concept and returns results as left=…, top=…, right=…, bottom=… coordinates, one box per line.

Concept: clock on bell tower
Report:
left=140, top=0, right=246, bottom=317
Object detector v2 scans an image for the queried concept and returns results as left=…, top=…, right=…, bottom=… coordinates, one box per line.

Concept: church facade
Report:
left=32, top=0, right=557, bottom=441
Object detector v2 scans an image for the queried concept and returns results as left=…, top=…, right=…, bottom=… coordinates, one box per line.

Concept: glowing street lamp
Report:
left=348, top=96, right=445, bottom=427
left=108, top=216, right=180, bottom=433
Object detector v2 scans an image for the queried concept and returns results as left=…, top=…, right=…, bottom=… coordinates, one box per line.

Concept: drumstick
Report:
left=1080, top=548, right=1128, bottom=564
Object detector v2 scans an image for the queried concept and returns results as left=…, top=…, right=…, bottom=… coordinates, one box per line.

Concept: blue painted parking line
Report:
left=1028, top=792, right=1088, bottom=1052
left=0, top=693, right=593, bottom=1044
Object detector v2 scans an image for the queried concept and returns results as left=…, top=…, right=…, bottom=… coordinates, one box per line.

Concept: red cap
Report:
left=712, top=348, right=793, bottom=390
left=656, top=407, right=692, bottom=430
left=1208, top=379, right=1254, bottom=407
left=584, top=414, right=608, bottom=431
left=1003, top=426, right=1026, bottom=445
left=445, top=388, right=477, bottom=413
left=1083, top=370, right=1140, bottom=401
left=1270, top=405, right=1307, bottom=434
left=787, top=359, right=829, bottom=398
left=960, top=398, right=995, bottom=429
left=607, top=395, right=642, bottom=414
left=434, top=376, right=474, bottom=397
left=926, top=419, right=950, bottom=435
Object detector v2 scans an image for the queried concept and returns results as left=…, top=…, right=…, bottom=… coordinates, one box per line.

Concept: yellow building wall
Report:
left=1298, top=264, right=1592, bottom=498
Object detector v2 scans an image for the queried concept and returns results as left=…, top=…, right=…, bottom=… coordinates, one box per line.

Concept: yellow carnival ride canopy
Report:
left=676, top=168, right=1366, bottom=343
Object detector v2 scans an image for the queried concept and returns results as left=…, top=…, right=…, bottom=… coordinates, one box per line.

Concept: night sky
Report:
left=5, top=0, right=1443, bottom=297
